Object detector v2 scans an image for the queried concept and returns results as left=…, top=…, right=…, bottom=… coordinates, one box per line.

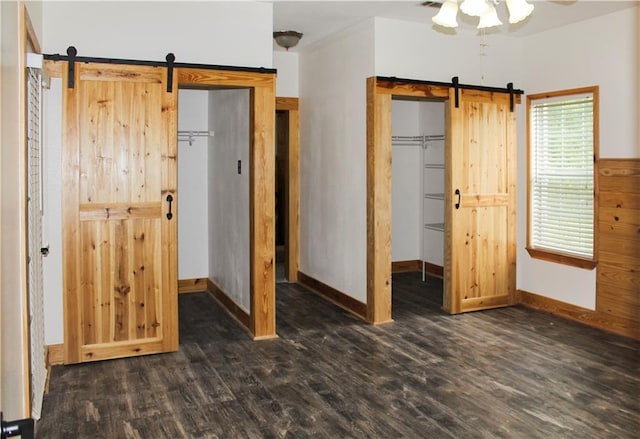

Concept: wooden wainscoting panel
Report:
left=596, top=284, right=639, bottom=323
left=298, top=272, right=367, bottom=320
left=178, top=278, right=208, bottom=294
left=596, top=159, right=640, bottom=339
left=597, top=262, right=640, bottom=293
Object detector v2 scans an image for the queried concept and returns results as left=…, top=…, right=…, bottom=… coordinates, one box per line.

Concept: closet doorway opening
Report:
left=366, top=76, right=518, bottom=324
left=175, top=65, right=277, bottom=340
left=177, top=87, right=252, bottom=324
left=390, top=98, right=445, bottom=311
left=275, top=97, right=300, bottom=284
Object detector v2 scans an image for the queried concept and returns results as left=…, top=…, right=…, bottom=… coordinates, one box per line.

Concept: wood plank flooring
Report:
left=37, top=272, right=640, bottom=438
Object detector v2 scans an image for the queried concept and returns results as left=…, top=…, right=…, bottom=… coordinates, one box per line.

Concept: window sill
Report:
left=526, top=247, right=597, bottom=270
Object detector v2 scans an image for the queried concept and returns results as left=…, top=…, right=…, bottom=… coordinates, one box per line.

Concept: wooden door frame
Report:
left=366, top=77, right=450, bottom=324
left=177, top=69, right=276, bottom=339
left=276, top=97, right=299, bottom=283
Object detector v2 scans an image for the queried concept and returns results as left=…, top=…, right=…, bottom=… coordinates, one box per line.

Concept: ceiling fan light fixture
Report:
left=432, top=0, right=459, bottom=28
left=460, top=0, right=490, bottom=17
left=477, top=3, right=503, bottom=29
left=431, top=0, right=534, bottom=31
left=273, top=30, right=303, bottom=50
left=505, top=0, right=534, bottom=24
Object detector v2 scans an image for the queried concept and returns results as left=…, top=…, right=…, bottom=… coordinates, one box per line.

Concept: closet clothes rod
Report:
left=177, top=130, right=213, bottom=146
left=392, top=135, right=445, bottom=148
left=392, top=135, right=445, bottom=141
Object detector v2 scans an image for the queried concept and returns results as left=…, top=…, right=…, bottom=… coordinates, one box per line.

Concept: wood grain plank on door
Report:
left=79, top=203, right=162, bottom=221
left=80, top=221, right=97, bottom=346
left=97, top=220, right=111, bottom=344
left=63, top=62, right=82, bottom=364
left=160, top=70, right=178, bottom=351
left=145, top=218, right=162, bottom=339
left=112, top=219, right=130, bottom=342
left=132, top=219, right=146, bottom=340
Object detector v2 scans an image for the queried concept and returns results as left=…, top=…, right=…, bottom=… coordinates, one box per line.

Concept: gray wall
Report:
left=208, top=89, right=251, bottom=312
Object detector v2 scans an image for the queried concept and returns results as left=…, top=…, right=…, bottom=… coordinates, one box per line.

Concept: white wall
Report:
left=517, top=7, right=639, bottom=309
left=208, top=89, right=251, bottom=312
left=299, top=19, right=375, bottom=303
left=25, top=0, right=42, bottom=44
left=43, top=78, right=63, bottom=345
left=274, top=51, right=299, bottom=97
left=391, top=101, right=421, bottom=262
left=177, top=90, right=209, bottom=280
left=374, top=17, right=523, bottom=87
left=42, top=1, right=273, bottom=67
left=522, top=8, right=638, bottom=159
left=1, top=0, right=29, bottom=419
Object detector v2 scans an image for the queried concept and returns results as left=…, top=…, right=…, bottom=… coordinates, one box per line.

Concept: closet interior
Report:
left=177, top=88, right=252, bottom=312
left=275, top=110, right=289, bottom=283
left=391, top=99, right=445, bottom=299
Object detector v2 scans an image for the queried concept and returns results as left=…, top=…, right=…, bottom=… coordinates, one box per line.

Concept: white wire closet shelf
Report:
left=391, top=134, right=445, bottom=282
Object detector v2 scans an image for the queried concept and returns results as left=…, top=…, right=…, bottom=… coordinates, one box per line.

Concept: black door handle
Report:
left=166, top=194, right=174, bottom=220
left=455, top=189, right=461, bottom=210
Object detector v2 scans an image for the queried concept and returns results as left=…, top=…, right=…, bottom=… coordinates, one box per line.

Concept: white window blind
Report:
left=529, top=91, right=594, bottom=259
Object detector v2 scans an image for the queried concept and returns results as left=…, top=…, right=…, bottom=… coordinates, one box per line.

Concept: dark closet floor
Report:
left=37, top=272, right=639, bottom=438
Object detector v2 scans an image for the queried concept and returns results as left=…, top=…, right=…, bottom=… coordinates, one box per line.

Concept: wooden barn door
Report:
left=62, top=62, right=178, bottom=363
left=444, top=89, right=517, bottom=314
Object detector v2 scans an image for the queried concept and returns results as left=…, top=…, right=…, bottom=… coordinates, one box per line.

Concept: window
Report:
left=526, top=86, right=598, bottom=269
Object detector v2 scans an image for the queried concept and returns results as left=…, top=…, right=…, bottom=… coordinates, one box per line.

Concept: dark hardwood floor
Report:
left=37, top=272, right=640, bottom=438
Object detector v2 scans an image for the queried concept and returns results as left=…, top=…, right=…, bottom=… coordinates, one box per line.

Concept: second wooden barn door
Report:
left=444, top=89, right=517, bottom=314
left=62, top=62, right=178, bottom=363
